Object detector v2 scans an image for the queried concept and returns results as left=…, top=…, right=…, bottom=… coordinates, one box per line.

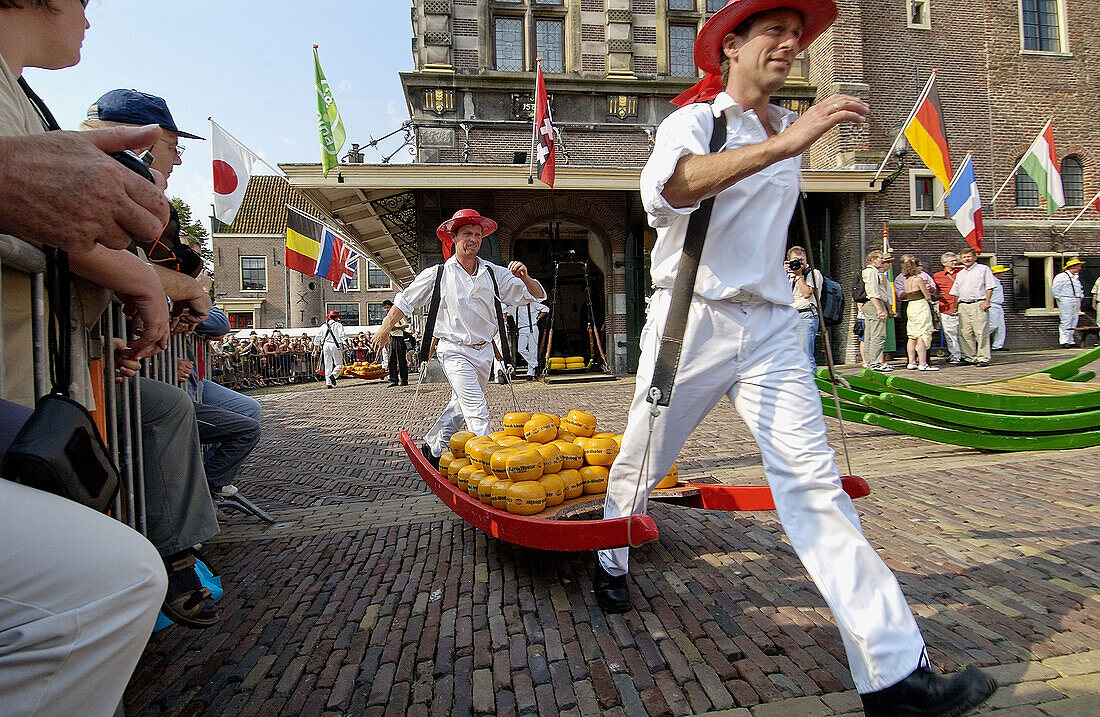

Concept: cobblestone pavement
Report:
left=126, top=350, right=1100, bottom=716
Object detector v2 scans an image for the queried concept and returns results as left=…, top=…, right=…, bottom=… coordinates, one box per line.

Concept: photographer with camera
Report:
left=785, top=246, right=823, bottom=372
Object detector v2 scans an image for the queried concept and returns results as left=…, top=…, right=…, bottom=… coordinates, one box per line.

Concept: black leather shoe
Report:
left=421, top=442, right=440, bottom=470
left=592, top=559, right=631, bottom=613
left=861, top=666, right=997, bottom=717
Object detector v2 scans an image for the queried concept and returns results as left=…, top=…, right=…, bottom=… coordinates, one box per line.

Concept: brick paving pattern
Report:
left=126, top=350, right=1100, bottom=716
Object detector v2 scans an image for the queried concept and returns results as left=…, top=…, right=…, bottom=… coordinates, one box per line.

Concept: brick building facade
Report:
left=211, top=175, right=397, bottom=331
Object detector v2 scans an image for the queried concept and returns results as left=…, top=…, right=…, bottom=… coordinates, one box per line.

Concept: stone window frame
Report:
left=907, top=0, right=931, bottom=30
left=240, top=255, right=267, bottom=292
left=325, top=302, right=361, bottom=326
left=1022, top=253, right=1077, bottom=315
left=490, top=0, right=570, bottom=73
left=908, top=169, right=945, bottom=218
left=366, top=302, right=389, bottom=325
left=1018, top=0, right=1070, bottom=55
left=366, top=260, right=391, bottom=289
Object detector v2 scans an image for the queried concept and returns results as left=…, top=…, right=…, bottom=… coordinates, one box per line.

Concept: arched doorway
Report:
left=513, top=221, right=607, bottom=364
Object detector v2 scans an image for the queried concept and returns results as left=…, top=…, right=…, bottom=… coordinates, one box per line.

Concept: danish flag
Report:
left=534, top=63, right=555, bottom=188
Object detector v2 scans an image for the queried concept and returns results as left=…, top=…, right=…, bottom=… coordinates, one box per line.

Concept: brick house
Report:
left=269, top=0, right=1098, bottom=368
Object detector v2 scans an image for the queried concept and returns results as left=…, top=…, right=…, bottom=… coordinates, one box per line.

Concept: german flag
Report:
left=903, top=77, right=952, bottom=190
left=285, top=206, right=322, bottom=276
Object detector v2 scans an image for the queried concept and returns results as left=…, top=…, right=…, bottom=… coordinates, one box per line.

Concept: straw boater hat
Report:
left=435, top=209, right=498, bottom=259
left=990, top=264, right=1011, bottom=274
left=1063, top=258, right=1085, bottom=269
left=673, top=0, right=839, bottom=106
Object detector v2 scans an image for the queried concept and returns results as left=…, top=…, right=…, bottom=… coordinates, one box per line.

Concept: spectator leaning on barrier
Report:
left=0, top=2, right=171, bottom=714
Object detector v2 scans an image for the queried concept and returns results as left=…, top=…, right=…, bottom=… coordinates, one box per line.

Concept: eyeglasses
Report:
left=157, top=138, right=185, bottom=157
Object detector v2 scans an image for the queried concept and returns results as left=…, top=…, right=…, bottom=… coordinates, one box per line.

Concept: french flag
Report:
left=945, top=154, right=984, bottom=253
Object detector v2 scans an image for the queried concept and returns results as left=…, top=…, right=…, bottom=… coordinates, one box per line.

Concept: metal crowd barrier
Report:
left=208, top=349, right=322, bottom=391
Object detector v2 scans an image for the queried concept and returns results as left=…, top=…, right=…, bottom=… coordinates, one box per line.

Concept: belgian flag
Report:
left=285, top=206, right=322, bottom=276
left=903, top=77, right=952, bottom=190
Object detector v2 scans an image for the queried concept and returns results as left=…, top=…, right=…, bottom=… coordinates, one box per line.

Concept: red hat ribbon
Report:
left=670, top=72, right=725, bottom=107
left=440, top=235, right=454, bottom=259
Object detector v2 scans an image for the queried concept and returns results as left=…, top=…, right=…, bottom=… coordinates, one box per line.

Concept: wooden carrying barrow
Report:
left=400, top=430, right=870, bottom=552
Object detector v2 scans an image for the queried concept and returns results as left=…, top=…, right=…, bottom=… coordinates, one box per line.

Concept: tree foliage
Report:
left=170, top=197, right=214, bottom=269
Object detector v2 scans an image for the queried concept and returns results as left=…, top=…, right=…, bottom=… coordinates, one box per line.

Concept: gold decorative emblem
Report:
left=608, top=94, right=638, bottom=120
left=423, top=88, right=454, bottom=116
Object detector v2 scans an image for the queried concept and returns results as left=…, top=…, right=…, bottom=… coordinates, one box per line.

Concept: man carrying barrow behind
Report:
left=372, top=209, right=545, bottom=467
left=594, top=1, right=997, bottom=715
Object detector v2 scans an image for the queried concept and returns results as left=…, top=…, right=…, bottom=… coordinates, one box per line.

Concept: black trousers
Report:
left=388, top=335, right=408, bottom=384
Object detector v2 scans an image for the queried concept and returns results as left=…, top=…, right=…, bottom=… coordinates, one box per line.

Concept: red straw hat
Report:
left=673, top=0, right=838, bottom=106
left=436, top=209, right=498, bottom=259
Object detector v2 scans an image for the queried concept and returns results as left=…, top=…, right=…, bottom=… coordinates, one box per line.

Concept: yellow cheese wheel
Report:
left=497, top=435, right=527, bottom=447
left=489, top=431, right=507, bottom=442
left=534, top=443, right=563, bottom=474
left=464, top=439, right=493, bottom=470
left=532, top=412, right=561, bottom=426
left=557, top=442, right=585, bottom=470
left=655, top=463, right=679, bottom=489
left=449, top=431, right=477, bottom=458
left=489, top=447, right=518, bottom=480
left=503, top=412, right=532, bottom=437
left=523, top=415, right=558, bottom=444
left=457, top=463, right=479, bottom=491
left=572, top=436, right=591, bottom=451
left=565, top=356, right=585, bottom=363
left=438, top=451, right=455, bottom=474
left=556, top=427, right=577, bottom=442
left=467, top=470, right=488, bottom=498
left=559, top=469, right=583, bottom=499
left=594, top=432, right=617, bottom=439
left=506, top=449, right=544, bottom=482
left=491, top=479, right=514, bottom=510
left=580, top=465, right=610, bottom=494
left=477, top=475, right=499, bottom=504
left=447, top=457, right=471, bottom=485
left=612, top=434, right=623, bottom=447
left=476, top=443, right=503, bottom=472
left=537, top=474, right=565, bottom=507
left=562, top=409, right=597, bottom=438
left=506, top=481, right=546, bottom=515
left=584, top=437, right=619, bottom=467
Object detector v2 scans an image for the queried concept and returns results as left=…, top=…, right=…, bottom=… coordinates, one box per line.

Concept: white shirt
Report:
left=507, top=301, right=548, bottom=332
left=949, top=263, right=996, bottom=301
left=789, top=268, right=822, bottom=311
left=990, top=278, right=1005, bottom=304
left=394, top=256, right=543, bottom=347
left=1051, top=271, right=1083, bottom=302
left=641, top=92, right=801, bottom=305
left=314, top=319, right=347, bottom=347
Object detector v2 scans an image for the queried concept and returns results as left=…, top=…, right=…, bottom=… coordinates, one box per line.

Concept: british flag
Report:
left=316, top=227, right=361, bottom=292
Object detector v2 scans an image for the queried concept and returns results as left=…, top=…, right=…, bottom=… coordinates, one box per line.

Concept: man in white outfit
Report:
left=1051, top=258, right=1085, bottom=347
left=314, top=310, right=347, bottom=387
left=507, top=300, right=548, bottom=379
left=372, top=209, right=545, bottom=465
left=987, top=264, right=1010, bottom=350
left=594, top=2, right=996, bottom=715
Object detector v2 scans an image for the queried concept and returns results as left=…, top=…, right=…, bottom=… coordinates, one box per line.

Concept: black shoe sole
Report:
left=595, top=593, right=631, bottom=614
left=864, top=669, right=998, bottom=717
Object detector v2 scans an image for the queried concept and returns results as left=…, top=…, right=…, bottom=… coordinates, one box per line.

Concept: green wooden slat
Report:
left=864, top=413, right=1100, bottom=451
left=882, top=372, right=1100, bottom=414
left=876, top=392, right=1100, bottom=433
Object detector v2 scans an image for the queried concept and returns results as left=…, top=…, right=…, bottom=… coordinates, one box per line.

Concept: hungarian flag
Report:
left=285, top=206, right=323, bottom=276
left=1020, top=119, right=1065, bottom=214
left=210, top=120, right=258, bottom=226
left=945, top=154, right=984, bottom=253
left=314, top=45, right=346, bottom=177
left=534, top=64, right=555, bottom=188
left=903, top=76, right=952, bottom=190
left=316, top=227, right=361, bottom=292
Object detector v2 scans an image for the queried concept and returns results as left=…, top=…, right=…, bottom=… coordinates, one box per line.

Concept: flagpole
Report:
left=1061, top=187, right=1100, bottom=235
left=209, top=117, right=286, bottom=177
left=528, top=58, right=541, bottom=185
left=920, top=151, right=973, bottom=233
left=869, top=70, right=937, bottom=188
left=988, top=117, right=1053, bottom=206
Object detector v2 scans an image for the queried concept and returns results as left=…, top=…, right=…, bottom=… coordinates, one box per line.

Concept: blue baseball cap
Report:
left=87, top=89, right=204, bottom=140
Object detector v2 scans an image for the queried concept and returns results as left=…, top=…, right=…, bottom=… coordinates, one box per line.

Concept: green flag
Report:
left=314, top=46, right=346, bottom=177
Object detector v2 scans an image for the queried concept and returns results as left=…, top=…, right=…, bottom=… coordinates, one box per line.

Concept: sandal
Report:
left=162, top=551, right=219, bottom=629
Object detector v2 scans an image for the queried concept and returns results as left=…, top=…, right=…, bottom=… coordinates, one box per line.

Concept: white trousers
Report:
left=0, top=481, right=167, bottom=717
left=322, top=342, right=343, bottom=383
left=424, top=341, right=495, bottom=456
left=940, top=312, right=962, bottom=361
left=517, top=328, right=539, bottom=376
left=987, top=303, right=1006, bottom=350
left=599, top=291, right=925, bottom=693
left=1056, top=298, right=1080, bottom=345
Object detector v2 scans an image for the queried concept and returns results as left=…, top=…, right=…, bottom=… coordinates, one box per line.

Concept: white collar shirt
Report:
left=640, top=92, right=801, bottom=304
left=394, top=256, right=543, bottom=347
left=314, top=319, right=347, bottom=346
left=949, top=263, right=996, bottom=300
left=506, top=301, right=548, bottom=332
left=990, top=278, right=1005, bottom=304
left=1051, top=271, right=1083, bottom=301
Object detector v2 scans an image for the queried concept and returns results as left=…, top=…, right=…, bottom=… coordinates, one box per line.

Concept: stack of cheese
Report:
left=341, top=362, right=387, bottom=380
left=547, top=356, right=587, bottom=371
left=436, top=408, right=677, bottom=516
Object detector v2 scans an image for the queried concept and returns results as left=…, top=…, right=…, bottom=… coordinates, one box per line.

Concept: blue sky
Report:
left=26, top=0, right=415, bottom=235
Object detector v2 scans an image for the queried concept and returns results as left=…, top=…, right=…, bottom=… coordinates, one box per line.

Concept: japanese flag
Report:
left=211, top=121, right=259, bottom=226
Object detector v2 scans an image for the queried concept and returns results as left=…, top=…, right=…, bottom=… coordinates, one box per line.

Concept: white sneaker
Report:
left=918, top=365, right=940, bottom=371
left=871, top=363, right=895, bottom=373
left=907, top=363, right=918, bottom=370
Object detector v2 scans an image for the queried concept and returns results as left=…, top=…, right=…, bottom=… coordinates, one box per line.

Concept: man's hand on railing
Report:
left=120, top=290, right=170, bottom=359
left=177, top=359, right=194, bottom=383
left=111, top=338, right=142, bottom=384
left=0, top=127, right=171, bottom=253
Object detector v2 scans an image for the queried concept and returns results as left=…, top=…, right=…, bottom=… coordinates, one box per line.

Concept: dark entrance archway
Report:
left=513, top=222, right=606, bottom=363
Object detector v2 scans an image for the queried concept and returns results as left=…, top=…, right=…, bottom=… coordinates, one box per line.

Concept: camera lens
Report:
left=788, top=258, right=802, bottom=272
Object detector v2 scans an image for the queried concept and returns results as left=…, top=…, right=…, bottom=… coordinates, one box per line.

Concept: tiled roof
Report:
left=221, top=174, right=319, bottom=235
